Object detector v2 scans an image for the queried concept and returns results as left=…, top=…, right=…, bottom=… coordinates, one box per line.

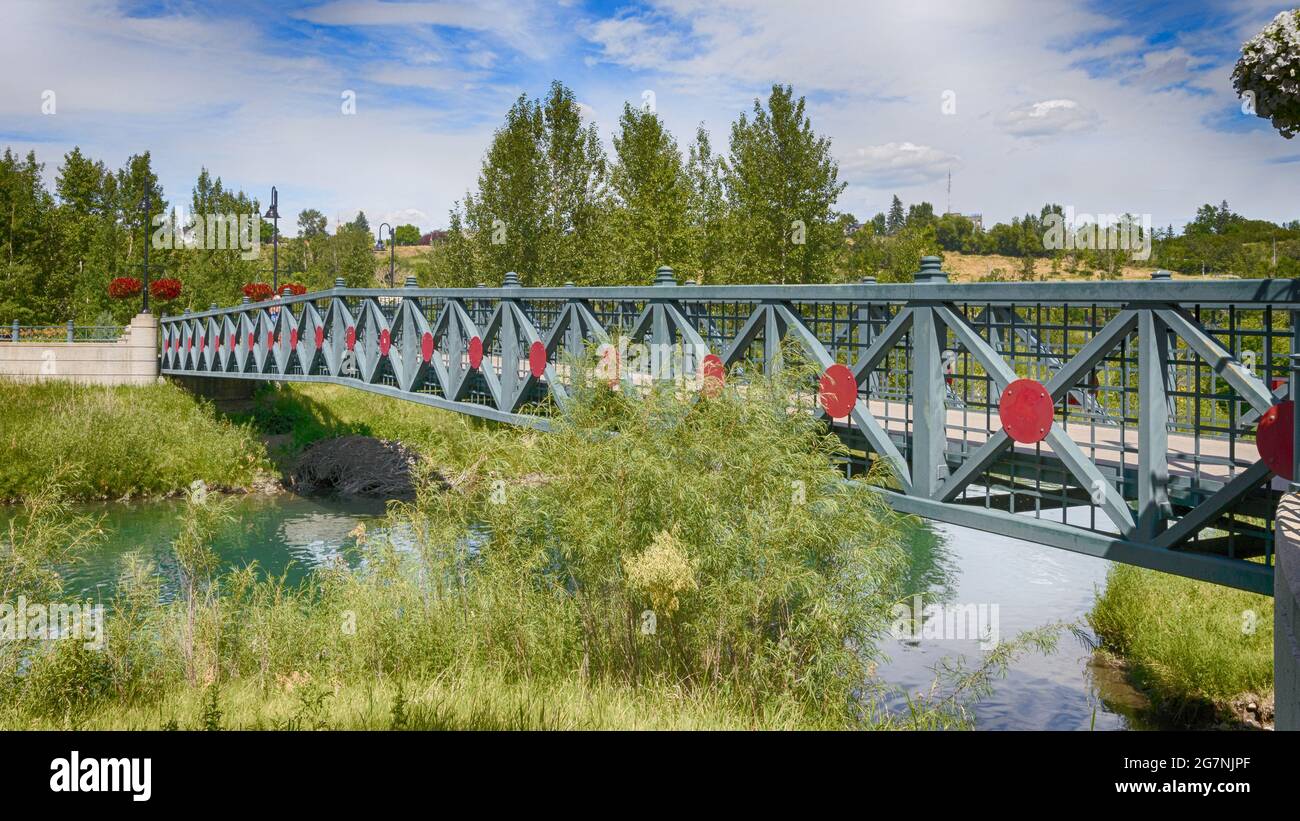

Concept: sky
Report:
left=1, top=0, right=1297, bottom=237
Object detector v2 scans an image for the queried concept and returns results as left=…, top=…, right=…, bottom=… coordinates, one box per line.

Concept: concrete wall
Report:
left=0, top=313, right=158, bottom=386
left=1277, top=493, right=1300, bottom=730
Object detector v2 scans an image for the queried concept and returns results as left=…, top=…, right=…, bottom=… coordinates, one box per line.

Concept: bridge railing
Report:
left=159, top=261, right=1300, bottom=593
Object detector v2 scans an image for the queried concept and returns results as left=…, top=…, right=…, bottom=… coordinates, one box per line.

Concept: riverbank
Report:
left=1088, top=563, right=1274, bottom=728
left=0, top=379, right=274, bottom=502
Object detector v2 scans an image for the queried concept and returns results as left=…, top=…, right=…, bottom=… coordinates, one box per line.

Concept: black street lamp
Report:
left=264, top=186, right=280, bottom=292
left=139, top=182, right=159, bottom=314
left=379, top=222, right=395, bottom=288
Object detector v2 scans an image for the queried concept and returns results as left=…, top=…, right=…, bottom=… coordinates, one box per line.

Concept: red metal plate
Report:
left=229, top=333, right=235, bottom=350
left=999, top=378, right=1054, bottom=444
left=379, top=328, right=391, bottom=356
left=314, top=326, right=324, bottom=348
left=819, top=363, right=858, bottom=418
left=421, top=332, right=434, bottom=363
left=267, top=331, right=275, bottom=349
left=468, top=336, right=483, bottom=369
left=290, top=329, right=298, bottom=349
left=247, top=332, right=254, bottom=350
left=701, top=354, right=725, bottom=398
left=1257, top=400, right=1294, bottom=481
left=345, top=326, right=356, bottom=351
left=528, top=340, right=547, bottom=378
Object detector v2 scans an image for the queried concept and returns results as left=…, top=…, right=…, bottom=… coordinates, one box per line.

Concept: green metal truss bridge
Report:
left=159, top=258, right=1300, bottom=595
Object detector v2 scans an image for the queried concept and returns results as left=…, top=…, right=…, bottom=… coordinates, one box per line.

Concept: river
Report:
left=36, top=492, right=1149, bottom=729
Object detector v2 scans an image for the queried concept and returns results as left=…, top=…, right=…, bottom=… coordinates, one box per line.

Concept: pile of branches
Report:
left=290, top=436, right=428, bottom=500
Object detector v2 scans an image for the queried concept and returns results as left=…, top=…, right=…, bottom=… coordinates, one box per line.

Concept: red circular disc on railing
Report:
left=247, top=332, right=254, bottom=350
left=267, top=331, right=275, bottom=349
left=819, top=363, right=858, bottom=418
left=314, top=326, right=324, bottom=348
left=1257, top=400, right=1294, bottom=480
left=378, top=328, right=391, bottom=356
left=468, top=336, right=483, bottom=369
left=999, top=378, right=1054, bottom=444
left=290, top=329, right=298, bottom=349
left=228, top=333, right=235, bottom=350
left=421, top=332, right=435, bottom=363
left=701, top=354, right=725, bottom=398
left=529, top=341, right=547, bottom=378
left=345, top=326, right=356, bottom=351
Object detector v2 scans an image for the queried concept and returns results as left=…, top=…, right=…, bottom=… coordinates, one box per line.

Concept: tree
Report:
left=686, top=125, right=729, bottom=283
left=886, top=195, right=905, bottom=235
left=394, top=224, right=421, bottom=246
left=349, top=211, right=370, bottom=234
left=723, top=84, right=846, bottom=283
left=297, top=209, right=327, bottom=238
left=905, top=201, right=935, bottom=230
left=609, top=103, right=692, bottom=281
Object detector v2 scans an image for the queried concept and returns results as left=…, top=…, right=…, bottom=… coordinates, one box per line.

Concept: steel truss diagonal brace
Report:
left=1156, top=306, right=1275, bottom=415
left=932, top=305, right=1137, bottom=535
left=773, top=303, right=912, bottom=491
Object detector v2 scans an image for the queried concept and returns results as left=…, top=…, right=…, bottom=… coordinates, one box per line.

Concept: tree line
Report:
left=3, top=80, right=1298, bottom=325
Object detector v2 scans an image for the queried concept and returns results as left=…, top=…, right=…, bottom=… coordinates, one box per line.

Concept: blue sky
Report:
left=1, top=0, right=1297, bottom=237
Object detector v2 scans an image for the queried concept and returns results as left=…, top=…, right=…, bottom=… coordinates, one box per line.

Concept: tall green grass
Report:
left=1088, top=563, right=1273, bottom=719
left=0, top=379, right=271, bottom=501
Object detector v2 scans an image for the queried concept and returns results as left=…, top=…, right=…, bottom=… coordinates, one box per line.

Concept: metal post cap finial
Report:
left=334, top=277, right=346, bottom=288
left=282, top=286, right=293, bottom=296
left=404, top=275, right=418, bottom=287
left=860, top=275, right=877, bottom=284
left=502, top=271, right=520, bottom=287
left=654, top=266, right=677, bottom=286
left=564, top=281, right=575, bottom=287
left=916, top=256, right=948, bottom=284
left=1150, top=270, right=1172, bottom=281
left=241, top=296, right=250, bottom=304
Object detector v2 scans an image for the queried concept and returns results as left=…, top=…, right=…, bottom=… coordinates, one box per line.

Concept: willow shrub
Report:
left=347, top=363, right=910, bottom=719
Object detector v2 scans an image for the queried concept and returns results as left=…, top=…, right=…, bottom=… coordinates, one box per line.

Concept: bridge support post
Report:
left=911, top=257, right=949, bottom=497
left=1276, top=493, right=1300, bottom=731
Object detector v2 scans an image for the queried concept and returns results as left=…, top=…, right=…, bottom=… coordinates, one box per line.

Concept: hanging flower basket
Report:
left=150, top=277, right=183, bottom=302
left=243, top=282, right=274, bottom=302
left=280, top=282, right=308, bottom=296
left=1233, top=10, right=1300, bottom=139
left=108, top=277, right=142, bottom=299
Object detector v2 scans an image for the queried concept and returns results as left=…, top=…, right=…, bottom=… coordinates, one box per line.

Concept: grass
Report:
left=14, top=668, right=828, bottom=731
left=232, top=382, right=513, bottom=471
left=0, top=379, right=272, bottom=501
left=1088, top=563, right=1274, bottom=722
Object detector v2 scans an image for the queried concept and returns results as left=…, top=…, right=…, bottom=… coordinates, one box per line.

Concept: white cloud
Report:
left=999, top=99, right=1100, bottom=138
left=843, top=142, right=960, bottom=187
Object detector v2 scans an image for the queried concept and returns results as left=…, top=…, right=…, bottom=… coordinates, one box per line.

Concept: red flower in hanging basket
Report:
left=108, top=277, right=142, bottom=299
left=242, top=282, right=274, bottom=302
left=280, top=282, right=307, bottom=296
left=149, top=277, right=183, bottom=302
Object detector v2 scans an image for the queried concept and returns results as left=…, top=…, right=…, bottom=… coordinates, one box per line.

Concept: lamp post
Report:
left=264, top=186, right=280, bottom=292
left=378, top=222, right=395, bottom=287
left=139, top=182, right=157, bottom=314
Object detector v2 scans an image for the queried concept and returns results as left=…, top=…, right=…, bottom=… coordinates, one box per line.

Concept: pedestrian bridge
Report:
left=159, top=258, right=1300, bottom=595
